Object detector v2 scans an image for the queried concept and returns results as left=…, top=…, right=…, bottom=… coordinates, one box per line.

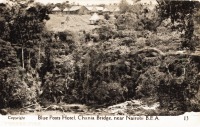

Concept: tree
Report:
left=0, top=39, right=19, bottom=68
left=156, top=0, right=200, bottom=50
left=119, top=0, right=131, bottom=13
left=0, top=3, right=12, bottom=40
left=104, top=13, right=110, bottom=20
left=9, top=2, right=49, bottom=69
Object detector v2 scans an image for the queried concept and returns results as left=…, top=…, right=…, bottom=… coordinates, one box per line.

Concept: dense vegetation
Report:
left=0, top=0, right=200, bottom=115
left=156, top=0, right=200, bottom=50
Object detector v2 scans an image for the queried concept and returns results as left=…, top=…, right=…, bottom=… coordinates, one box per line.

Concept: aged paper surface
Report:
left=0, top=0, right=200, bottom=127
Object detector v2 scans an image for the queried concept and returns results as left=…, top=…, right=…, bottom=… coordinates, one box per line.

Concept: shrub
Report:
left=0, top=68, right=38, bottom=108
left=146, top=34, right=161, bottom=47
left=104, top=13, right=110, bottom=20
left=57, top=31, right=75, bottom=45
left=135, top=55, right=200, bottom=111
left=135, top=67, right=166, bottom=104
left=91, top=82, right=126, bottom=106
left=41, top=54, right=76, bottom=104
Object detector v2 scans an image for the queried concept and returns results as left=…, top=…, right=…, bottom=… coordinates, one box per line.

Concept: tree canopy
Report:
left=156, top=0, right=200, bottom=50
left=119, top=0, right=132, bottom=13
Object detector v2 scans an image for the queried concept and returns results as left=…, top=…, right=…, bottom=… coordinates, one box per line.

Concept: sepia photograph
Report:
left=0, top=0, right=200, bottom=126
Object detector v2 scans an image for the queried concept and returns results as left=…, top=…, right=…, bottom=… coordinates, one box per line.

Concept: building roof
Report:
left=85, top=6, right=93, bottom=11
left=69, top=6, right=82, bottom=11
left=52, top=6, right=61, bottom=11
left=63, top=7, right=70, bottom=12
left=105, top=5, right=119, bottom=12
left=113, top=7, right=120, bottom=12
left=96, top=7, right=104, bottom=11
left=103, top=8, right=110, bottom=12
left=85, top=6, right=107, bottom=12
left=91, top=7, right=98, bottom=12
left=89, top=13, right=100, bottom=21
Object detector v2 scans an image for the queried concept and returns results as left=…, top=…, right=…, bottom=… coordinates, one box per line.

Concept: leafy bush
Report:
left=135, top=67, right=165, bottom=104
left=0, top=68, right=38, bottom=108
left=146, top=34, right=161, bottom=47
left=104, top=13, right=110, bottom=20
left=41, top=54, right=76, bottom=103
left=91, top=82, right=126, bottom=106
left=135, top=55, right=200, bottom=111
left=0, top=39, right=19, bottom=68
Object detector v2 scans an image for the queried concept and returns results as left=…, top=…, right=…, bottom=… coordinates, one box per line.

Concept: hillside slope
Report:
left=46, top=14, right=101, bottom=32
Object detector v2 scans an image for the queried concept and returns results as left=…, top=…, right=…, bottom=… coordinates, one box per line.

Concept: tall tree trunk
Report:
left=38, top=41, right=41, bottom=68
left=21, top=46, right=25, bottom=81
left=22, top=46, right=24, bottom=69
left=28, top=51, right=31, bottom=69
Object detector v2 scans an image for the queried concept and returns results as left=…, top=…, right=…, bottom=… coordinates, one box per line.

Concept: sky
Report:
left=34, top=0, right=158, bottom=5
left=0, top=0, right=199, bottom=5
left=0, top=0, right=5, bottom=3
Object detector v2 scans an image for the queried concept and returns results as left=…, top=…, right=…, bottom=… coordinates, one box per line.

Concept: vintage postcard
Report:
left=0, top=0, right=200, bottom=127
